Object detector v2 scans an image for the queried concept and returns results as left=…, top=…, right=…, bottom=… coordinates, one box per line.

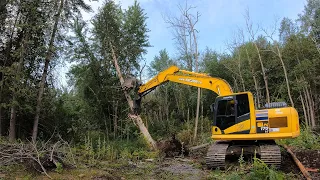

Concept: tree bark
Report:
left=194, top=88, right=200, bottom=142
left=275, top=45, right=294, bottom=107
left=9, top=33, right=28, bottom=142
left=187, top=13, right=200, bottom=142
left=0, top=71, right=3, bottom=136
left=9, top=96, right=17, bottom=141
left=187, top=108, right=190, bottom=130
left=113, top=101, right=118, bottom=139
left=303, top=87, right=312, bottom=127
left=253, top=43, right=270, bottom=104
left=32, top=0, right=64, bottom=142
left=165, top=86, right=169, bottom=129
left=110, top=44, right=157, bottom=150
left=300, top=93, right=309, bottom=127
left=296, top=76, right=309, bottom=126
left=305, top=87, right=315, bottom=128
left=201, top=98, right=203, bottom=134
left=0, top=105, right=2, bottom=136
left=232, top=75, right=239, bottom=92
left=245, top=48, right=260, bottom=107
left=245, top=11, right=269, bottom=104
left=237, top=51, right=246, bottom=91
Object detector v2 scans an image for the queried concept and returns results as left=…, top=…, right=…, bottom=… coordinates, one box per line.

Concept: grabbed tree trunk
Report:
left=110, top=43, right=157, bottom=150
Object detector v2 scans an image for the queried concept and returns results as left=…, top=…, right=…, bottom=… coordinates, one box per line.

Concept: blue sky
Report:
left=86, top=0, right=305, bottom=63
left=57, top=0, right=306, bottom=86
left=139, top=0, right=305, bottom=61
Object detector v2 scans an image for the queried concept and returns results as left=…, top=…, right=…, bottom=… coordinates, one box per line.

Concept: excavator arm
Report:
left=137, top=66, right=233, bottom=97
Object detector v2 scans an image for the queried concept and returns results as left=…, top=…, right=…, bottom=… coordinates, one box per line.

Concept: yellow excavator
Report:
left=126, top=66, right=300, bottom=169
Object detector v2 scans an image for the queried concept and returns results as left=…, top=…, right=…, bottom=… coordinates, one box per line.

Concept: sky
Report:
left=57, top=0, right=307, bottom=87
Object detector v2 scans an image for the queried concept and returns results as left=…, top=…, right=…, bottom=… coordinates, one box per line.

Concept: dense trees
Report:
left=0, top=0, right=319, bottom=148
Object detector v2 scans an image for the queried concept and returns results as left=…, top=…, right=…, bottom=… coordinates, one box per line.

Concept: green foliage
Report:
left=74, top=131, right=158, bottom=166
left=177, top=128, right=193, bottom=145
left=149, top=49, right=175, bottom=76
left=247, top=156, right=286, bottom=180
left=278, top=126, right=320, bottom=149
left=238, top=148, right=245, bottom=170
left=22, top=174, right=33, bottom=180
left=55, top=162, right=63, bottom=174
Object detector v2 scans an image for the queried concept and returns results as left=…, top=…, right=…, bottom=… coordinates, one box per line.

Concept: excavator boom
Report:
left=137, top=66, right=233, bottom=97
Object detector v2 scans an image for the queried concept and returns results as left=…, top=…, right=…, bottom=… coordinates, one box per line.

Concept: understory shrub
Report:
left=277, top=125, right=320, bottom=149
left=76, top=132, right=159, bottom=165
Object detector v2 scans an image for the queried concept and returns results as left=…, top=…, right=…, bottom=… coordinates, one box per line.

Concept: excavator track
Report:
left=205, top=141, right=229, bottom=169
left=259, top=144, right=281, bottom=169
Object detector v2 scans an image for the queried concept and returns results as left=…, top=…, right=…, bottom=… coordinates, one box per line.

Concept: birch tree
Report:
left=263, top=20, right=295, bottom=107
left=165, top=1, right=201, bottom=142
left=245, top=10, right=270, bottom=104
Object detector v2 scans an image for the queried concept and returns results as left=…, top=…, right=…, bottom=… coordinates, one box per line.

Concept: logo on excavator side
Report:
left=178, top=78, right=202, bottom=84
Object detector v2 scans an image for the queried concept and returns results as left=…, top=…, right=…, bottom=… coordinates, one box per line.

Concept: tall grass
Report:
left=75, top=132, right=159, bottom=166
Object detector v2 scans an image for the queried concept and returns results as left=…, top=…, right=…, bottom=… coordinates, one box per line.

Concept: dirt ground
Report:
left=2, top=145, right=320, bottom=180
left=291, top=147, right=320, bottom=179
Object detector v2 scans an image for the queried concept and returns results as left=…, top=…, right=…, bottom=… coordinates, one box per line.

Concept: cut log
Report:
left=283, top=145, right=312, bottom=180
left=189, top=143, right=210, bottom=151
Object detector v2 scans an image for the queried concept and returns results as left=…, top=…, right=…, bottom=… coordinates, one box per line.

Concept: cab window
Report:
left=236, top=94, right=250, bottom=117
left=215, top=97, right=235, bottom=130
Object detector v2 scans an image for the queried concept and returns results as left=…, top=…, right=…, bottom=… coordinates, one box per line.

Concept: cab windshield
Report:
left=216, top=97, right=235, bottom=130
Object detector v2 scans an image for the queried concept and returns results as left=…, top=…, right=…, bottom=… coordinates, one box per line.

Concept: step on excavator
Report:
left=125, top=66, right=300, bottom=169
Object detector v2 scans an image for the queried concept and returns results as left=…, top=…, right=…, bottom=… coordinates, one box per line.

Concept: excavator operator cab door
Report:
left=213, top=93, right=251, bottom=133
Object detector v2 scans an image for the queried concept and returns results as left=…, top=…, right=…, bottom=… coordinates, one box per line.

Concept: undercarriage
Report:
left=205, top=140, right=281, bottom=169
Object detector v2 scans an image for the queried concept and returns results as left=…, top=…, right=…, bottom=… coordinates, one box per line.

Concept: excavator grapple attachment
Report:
left=123, top=77, right=143, bottom=114
left=123, top=77, right=140, bottom=91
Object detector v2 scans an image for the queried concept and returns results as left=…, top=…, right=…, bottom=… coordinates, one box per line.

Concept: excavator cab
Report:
left=213, top=93, right=252, bottom=134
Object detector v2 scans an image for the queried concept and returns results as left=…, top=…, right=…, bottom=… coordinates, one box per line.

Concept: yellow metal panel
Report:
left=247, top=92, right=256, bottom=134
left=223, top=119, right=251, bottom=134
left=166, top=74, right=232, bottom=96
left=211, top=126, right=222, bottom=134
left=138, top=65, right=233, bottom=96
left=212, top=132, right=300, bottom=140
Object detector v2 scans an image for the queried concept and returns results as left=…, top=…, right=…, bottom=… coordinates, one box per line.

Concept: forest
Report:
left=0, top=0, right=320, bottom=179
